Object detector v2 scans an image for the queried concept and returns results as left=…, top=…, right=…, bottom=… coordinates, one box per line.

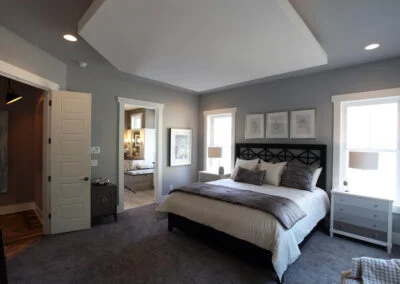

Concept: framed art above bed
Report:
left=266, top=112, right=289, bottom=139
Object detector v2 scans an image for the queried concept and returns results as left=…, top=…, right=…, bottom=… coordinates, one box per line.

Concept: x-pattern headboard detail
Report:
left=235, top=143, right=327, bottom=190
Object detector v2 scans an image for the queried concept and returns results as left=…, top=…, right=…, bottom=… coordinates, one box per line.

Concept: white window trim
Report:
left=203, top=108, right=237, bottom=172
left=331, top=87, right=400, bottom=213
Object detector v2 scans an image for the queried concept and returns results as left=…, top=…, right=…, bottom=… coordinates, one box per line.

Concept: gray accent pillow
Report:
left=280, top=161, right=318, bottom=191
left=234, top=167, right=266, bottom=186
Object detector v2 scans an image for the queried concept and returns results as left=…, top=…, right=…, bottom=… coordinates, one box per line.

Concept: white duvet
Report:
left=156, top=179, right=330, bottom=281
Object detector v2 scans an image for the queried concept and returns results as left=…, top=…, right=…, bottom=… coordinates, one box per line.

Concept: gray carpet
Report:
left=7, top=204, right=399, bottom=284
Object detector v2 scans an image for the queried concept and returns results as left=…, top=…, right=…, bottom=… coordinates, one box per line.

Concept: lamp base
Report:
left=218, top=166, right=224, bottom=175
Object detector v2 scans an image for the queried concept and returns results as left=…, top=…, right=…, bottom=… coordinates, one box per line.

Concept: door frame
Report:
left=117, top=97, right=164, bottom=212
left=0, top=59, right=60, bottom=234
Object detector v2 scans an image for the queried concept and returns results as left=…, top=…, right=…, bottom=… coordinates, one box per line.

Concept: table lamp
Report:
left=208, top=146, right=223, bottom=175
left=344, top=151, right=378, bottom=192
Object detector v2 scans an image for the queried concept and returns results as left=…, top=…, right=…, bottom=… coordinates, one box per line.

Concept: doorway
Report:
left=117, top=97, right=164, bottom=213
left=0, top=75, right=45, bottom=257
left=1, top=60, right=92, bottom=236
left=123, top=104, right=156, bottom=209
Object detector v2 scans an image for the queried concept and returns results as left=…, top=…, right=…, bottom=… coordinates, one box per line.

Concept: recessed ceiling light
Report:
left=364, top=43, right=380, bottom=50
left=63, top=34, right=78, bottom=42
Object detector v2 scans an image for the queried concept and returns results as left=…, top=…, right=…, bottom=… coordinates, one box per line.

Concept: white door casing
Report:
left=50, top=91, right=92, bottom=234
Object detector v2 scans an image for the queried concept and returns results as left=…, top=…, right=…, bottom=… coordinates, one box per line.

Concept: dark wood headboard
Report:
left=235, top=143, right=327, bottom=190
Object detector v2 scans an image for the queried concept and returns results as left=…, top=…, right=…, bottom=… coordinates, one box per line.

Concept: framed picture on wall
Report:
left=170, top=128, right=192, bottom=166
left=290, top=109, right=316, bottom=139
left=266, top=111, right=289, bottom=139
left=245, top=114, right=264, bottom=139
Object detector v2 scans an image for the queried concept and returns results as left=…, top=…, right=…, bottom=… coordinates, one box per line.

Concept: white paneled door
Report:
left=50, top=91, right=91, bottom=234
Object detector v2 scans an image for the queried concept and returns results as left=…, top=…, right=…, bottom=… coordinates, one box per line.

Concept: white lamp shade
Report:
left=348, top=152, right=378, bottom=170
left=208, top=147, right=222, bottom=158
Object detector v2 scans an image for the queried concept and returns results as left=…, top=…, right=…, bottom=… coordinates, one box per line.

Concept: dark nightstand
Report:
left=91, top=183, right=118, bottom=222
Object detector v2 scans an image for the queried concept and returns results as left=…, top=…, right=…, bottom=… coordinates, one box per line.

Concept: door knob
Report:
left=81, top=177, right=89, bottom=181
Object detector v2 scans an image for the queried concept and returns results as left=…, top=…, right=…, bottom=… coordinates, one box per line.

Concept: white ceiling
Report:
left=79, top=0, right=327, bottom=93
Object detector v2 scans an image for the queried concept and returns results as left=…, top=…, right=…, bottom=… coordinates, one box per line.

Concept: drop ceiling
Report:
left=78, top=0, right=327, bottom=93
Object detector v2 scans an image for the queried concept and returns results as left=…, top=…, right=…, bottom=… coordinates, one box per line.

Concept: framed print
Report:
left=245, top=114, right=264, bottom=139
left=290, top=109, right=316, bottom=139
left=170, top=128, right=192, bottom=166
left=134, top=134, right=141, bottom=146
left=266, top=112, right=289, bottom=139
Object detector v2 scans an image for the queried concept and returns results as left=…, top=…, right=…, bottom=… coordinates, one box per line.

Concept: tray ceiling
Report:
left=79, top=0, right=327, bottom=93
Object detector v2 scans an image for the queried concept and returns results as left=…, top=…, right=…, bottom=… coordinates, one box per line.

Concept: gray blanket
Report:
left=170, top=183, right=306, bottom=229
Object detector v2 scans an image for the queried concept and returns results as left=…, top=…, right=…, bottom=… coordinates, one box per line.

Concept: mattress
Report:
left=156, top=178, right=330, bottom=281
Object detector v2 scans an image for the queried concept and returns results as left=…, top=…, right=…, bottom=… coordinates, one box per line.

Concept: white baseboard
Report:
left=393, top=232, right=400, bottom=246
left=34, top=203, right=43, bottom=225
left=0, top=202, right=35, bottom=215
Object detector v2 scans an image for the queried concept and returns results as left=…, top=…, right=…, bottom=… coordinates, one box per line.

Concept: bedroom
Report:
left=0, top=0, right=399, bottom=283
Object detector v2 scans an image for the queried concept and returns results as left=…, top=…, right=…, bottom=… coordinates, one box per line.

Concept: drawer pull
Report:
left=373, top=214, right=377, bottom=218
left=374, top=204, right=378, bottom=208
left=339, top=208, right=344, bottom=212
left=340, top=199, right=344, bottom=202
left=372, top=233, right=378, bottom=239
left=373, top=224, right=377, bottom=228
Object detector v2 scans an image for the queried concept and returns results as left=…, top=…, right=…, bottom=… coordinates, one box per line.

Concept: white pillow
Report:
left=311, top=167, right=323, bottom=188
left=259, top=161, right=287, bottom=186
left=231, top=158, right=259, bottom=179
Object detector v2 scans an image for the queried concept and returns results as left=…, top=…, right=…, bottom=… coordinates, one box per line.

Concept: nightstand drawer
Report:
left=334, top=194, right=388, bottom=212
left=334, top=221, right=387, bottom=242
left=334, top=212, right=388, bottom=232
left=334, top=203, right=388, bottom=222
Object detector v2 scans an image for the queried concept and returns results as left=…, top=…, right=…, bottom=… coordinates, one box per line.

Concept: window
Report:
left=343, top=101, right=398, bottom=201
left=204, top=108, right=236, bottom=173
left=131, top=114, right=142, bottom=129
left=332, top=88, right=400, bottom=207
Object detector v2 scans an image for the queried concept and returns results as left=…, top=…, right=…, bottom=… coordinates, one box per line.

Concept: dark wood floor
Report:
left=0, top=210, right=42, bottom=259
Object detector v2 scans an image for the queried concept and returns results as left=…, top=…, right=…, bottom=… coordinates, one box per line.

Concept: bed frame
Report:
left=168, top=143, right=327, bottom=283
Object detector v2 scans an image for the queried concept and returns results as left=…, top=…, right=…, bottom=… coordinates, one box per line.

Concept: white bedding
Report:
left=156, top=179, right=330, bottom=281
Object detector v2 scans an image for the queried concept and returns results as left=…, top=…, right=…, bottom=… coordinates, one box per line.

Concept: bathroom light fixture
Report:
left=364, top=43, right=380, bottom=50
left=6, top=79, right=22, bottom=104
left=63, top=34, right=78, bottom=42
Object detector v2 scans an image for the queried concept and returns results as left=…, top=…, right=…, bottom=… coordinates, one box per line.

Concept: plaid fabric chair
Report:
left=341, top=257, right=400, bottom=284
left=0, top=229, right=8, bottom=284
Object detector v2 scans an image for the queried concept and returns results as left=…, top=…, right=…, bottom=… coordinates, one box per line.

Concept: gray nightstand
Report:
left=198, top=171, right=231, bottom=183
left=330, top=188, right=393, bottom=253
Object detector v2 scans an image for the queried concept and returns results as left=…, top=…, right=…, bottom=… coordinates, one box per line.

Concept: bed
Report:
left=156, top=143, right=330, bottom=282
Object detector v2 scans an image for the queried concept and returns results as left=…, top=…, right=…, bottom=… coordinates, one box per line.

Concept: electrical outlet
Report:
left=91, top=160, right=98, bottom=167
left=91, top=146, right=101, bottom=154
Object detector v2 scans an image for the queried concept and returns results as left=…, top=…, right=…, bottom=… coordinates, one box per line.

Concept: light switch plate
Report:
left=91, top=146, right=101, bottom=154
left=91, top=160, right=98, bottom=167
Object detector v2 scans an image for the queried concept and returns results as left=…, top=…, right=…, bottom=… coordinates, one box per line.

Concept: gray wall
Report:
left=199, top=57, right=400, bottom=232
left=67, top=63, right=198, bottom=195
left=145, top=109, right=156, bottom=128
left=0, top=25, right=67, bottom=89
